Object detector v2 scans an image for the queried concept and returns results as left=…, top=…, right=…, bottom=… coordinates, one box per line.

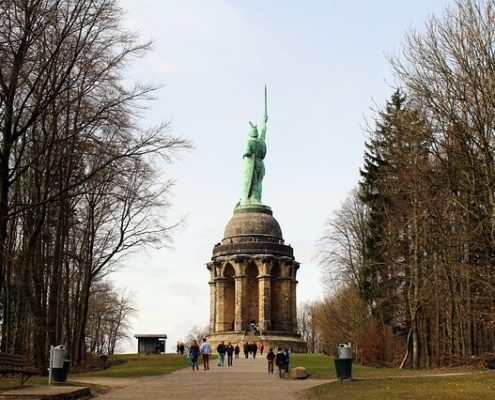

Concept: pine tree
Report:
left=359, top=90, right=407, bottom=325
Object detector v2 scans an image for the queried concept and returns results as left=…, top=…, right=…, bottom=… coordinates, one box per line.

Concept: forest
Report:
left=0, top=0, right=188, bottom=372
left=307, top=0, right=495, bottom=368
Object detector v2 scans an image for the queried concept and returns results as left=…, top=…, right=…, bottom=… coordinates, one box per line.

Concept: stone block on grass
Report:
left=289, top=367, right=309, bottom=380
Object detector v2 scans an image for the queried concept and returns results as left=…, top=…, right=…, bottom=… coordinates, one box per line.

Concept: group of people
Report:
left=243, top=341, right=264, bottom=358
left=267, top=347, right=290, bottom=378
left=187, top=338, right=212, bottom=371
left=175, top=342, right=185, bottom=355
left=187, top=338, right=290, bottom=378
left=215, top=340, right=236, bottom=367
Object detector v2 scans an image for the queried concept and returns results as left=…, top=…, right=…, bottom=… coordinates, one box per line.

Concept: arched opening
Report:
left=270, top=262, right=283, bottom=331
left=222, top=263, right=235, bottom=331
left=245, top=262, right=259, bottom=330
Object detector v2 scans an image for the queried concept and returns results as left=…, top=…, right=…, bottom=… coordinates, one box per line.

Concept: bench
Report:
left=0, top=352, right=36, bottom=386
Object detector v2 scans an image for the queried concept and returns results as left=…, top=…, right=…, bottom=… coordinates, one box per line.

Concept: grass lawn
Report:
left=290, top=354, right=460, bottom=379
left=304, top=372, right=495, bottom=400
left=0, top=353, right=192, bottom=390
left=290, top=354, right=495, bottom=400
left=0, top=375, right=50, bottom=390
left=75, top=353, right=191, bottom=378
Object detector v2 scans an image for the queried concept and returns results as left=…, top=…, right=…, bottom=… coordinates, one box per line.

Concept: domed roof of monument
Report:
left=223, top=206, right=283, bottom=240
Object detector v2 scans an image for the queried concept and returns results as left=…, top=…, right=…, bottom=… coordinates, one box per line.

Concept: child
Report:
left=266, top=348, right=275, bottom=374
left=275, top=347, right=286, bottom=378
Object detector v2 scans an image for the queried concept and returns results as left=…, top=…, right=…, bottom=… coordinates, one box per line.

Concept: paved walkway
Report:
left=75, top=356, right=331, bottom=400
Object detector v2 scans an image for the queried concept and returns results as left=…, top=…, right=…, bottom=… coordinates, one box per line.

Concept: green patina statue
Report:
left=237, top=86, right=269, bottom=208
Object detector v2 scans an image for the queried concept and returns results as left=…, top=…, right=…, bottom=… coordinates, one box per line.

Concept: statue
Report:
left=238, top=86, right=268, bottom=208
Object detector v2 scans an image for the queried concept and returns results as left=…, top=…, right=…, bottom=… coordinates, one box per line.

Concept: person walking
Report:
left=243, top=342, right=249, bottom=359
left=226, top=342, right=235, bottom=367
left=217, top=341, right=226, bottom=367
left=259, top=341, right=265, bottom=356
left=189, top=340, right=200, bottom=371
left=200, top=338, right=211, bottom=370
left=234, top=344, right=240, bottom=359
left=252, top=342, right=258, bottom=359
left=283, top=348, right=290, bottom=373
left=275, top=347, right=287, bottom=378
left=266, top=348, right=275, bottom=374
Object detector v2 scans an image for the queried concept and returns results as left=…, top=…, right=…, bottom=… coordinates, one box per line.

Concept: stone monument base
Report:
left=207, top=331, right=307, bottom=354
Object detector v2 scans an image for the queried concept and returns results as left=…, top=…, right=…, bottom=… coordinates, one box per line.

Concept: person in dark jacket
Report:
left=243, top=342, right=249, bottom=359
left=217, top=341, right=226, bottom=367
left=226, top=342, right=235, bottom=367
left=275, top=347, right=287, bottom=378
left=234, top=344, right=240, bottom=359
left=266, top=348, right=275, bottom=374
left=189, top=340, right=200, bottom=371
left=283, top=348, right=290, bottom=372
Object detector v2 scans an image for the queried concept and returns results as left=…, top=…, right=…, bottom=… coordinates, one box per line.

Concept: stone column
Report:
left=234, top=273, right=247, bottom=332
left=209, top=280, right=216, bottom=333
left=258, top=257, right=272, bottom=332
left=258, top=277, right=271, bottom=332
left=215, top=278, right=227, bottom=332
left=279, top=261, right=293, bottom=332
left=291, top=263, right=300, bottom=334
left=291, top=279, right=298, bottom=334
left=207, top=263, right=217, bottom=333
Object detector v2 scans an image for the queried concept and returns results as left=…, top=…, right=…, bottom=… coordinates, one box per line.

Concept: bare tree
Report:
left=317, top=188, right=368, bottom=290
left=314, top=286, right=369, bottom=361
left=86, top=281, right=135, bottom=355
left=391, top=0, right=495, bottom=365
left=185, top=325, right=209, bottom=350
left=297, top=301, right=320, bottom=353
left=0, top=0, right=190, bottom=371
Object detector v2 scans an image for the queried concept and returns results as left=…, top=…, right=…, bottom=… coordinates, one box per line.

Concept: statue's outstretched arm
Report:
left=260, top=114, right=267, bottom=141
left=261, top=85, right=268, bottom=140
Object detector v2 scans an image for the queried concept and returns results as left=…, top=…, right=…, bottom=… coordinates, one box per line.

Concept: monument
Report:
left=206, top=87, right=306, bottom=352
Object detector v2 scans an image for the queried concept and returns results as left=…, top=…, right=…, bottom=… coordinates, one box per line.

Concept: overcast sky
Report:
left=112, top=0, right=448, bottom=353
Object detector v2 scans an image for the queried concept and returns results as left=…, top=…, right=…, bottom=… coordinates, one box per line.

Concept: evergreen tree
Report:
left=359, top=90, right=407, bottom=325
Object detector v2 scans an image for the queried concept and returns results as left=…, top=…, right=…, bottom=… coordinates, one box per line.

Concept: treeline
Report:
left=0, top=0, right=188, bottom=372
left=314, top=0, right=495, bottom=368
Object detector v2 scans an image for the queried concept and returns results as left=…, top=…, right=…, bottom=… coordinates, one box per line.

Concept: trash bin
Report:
left=52, top=345, right=65, bottom=368
left=334, top=343, right=352, bottom=380
left=334, top=358, right=352, bottom=379
left=52, top=359, right=70, bottom=382
left=338, top=343, right=352, bottom=359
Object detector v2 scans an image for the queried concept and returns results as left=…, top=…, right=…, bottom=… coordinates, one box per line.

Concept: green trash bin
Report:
left=52, top=359, right=70, bottom=382
left=334, top=358, right=352, bottom=380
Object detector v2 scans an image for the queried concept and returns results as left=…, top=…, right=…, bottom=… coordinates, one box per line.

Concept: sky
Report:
left=112, top=0, right=449, bottom=353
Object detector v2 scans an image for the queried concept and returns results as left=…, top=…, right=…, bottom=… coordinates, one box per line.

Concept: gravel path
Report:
left=78, top=356, right=331, bottom=400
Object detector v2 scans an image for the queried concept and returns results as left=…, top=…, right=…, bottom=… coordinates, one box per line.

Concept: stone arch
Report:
left=271, top=263, right=281, bottom=278
left=245, top=261, right=259, bottom=327
left=222, top=262, right=236, bottom=278
left=222, top=263, right=235, bottom=331
left=270, top=261, right=283, bottom=331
